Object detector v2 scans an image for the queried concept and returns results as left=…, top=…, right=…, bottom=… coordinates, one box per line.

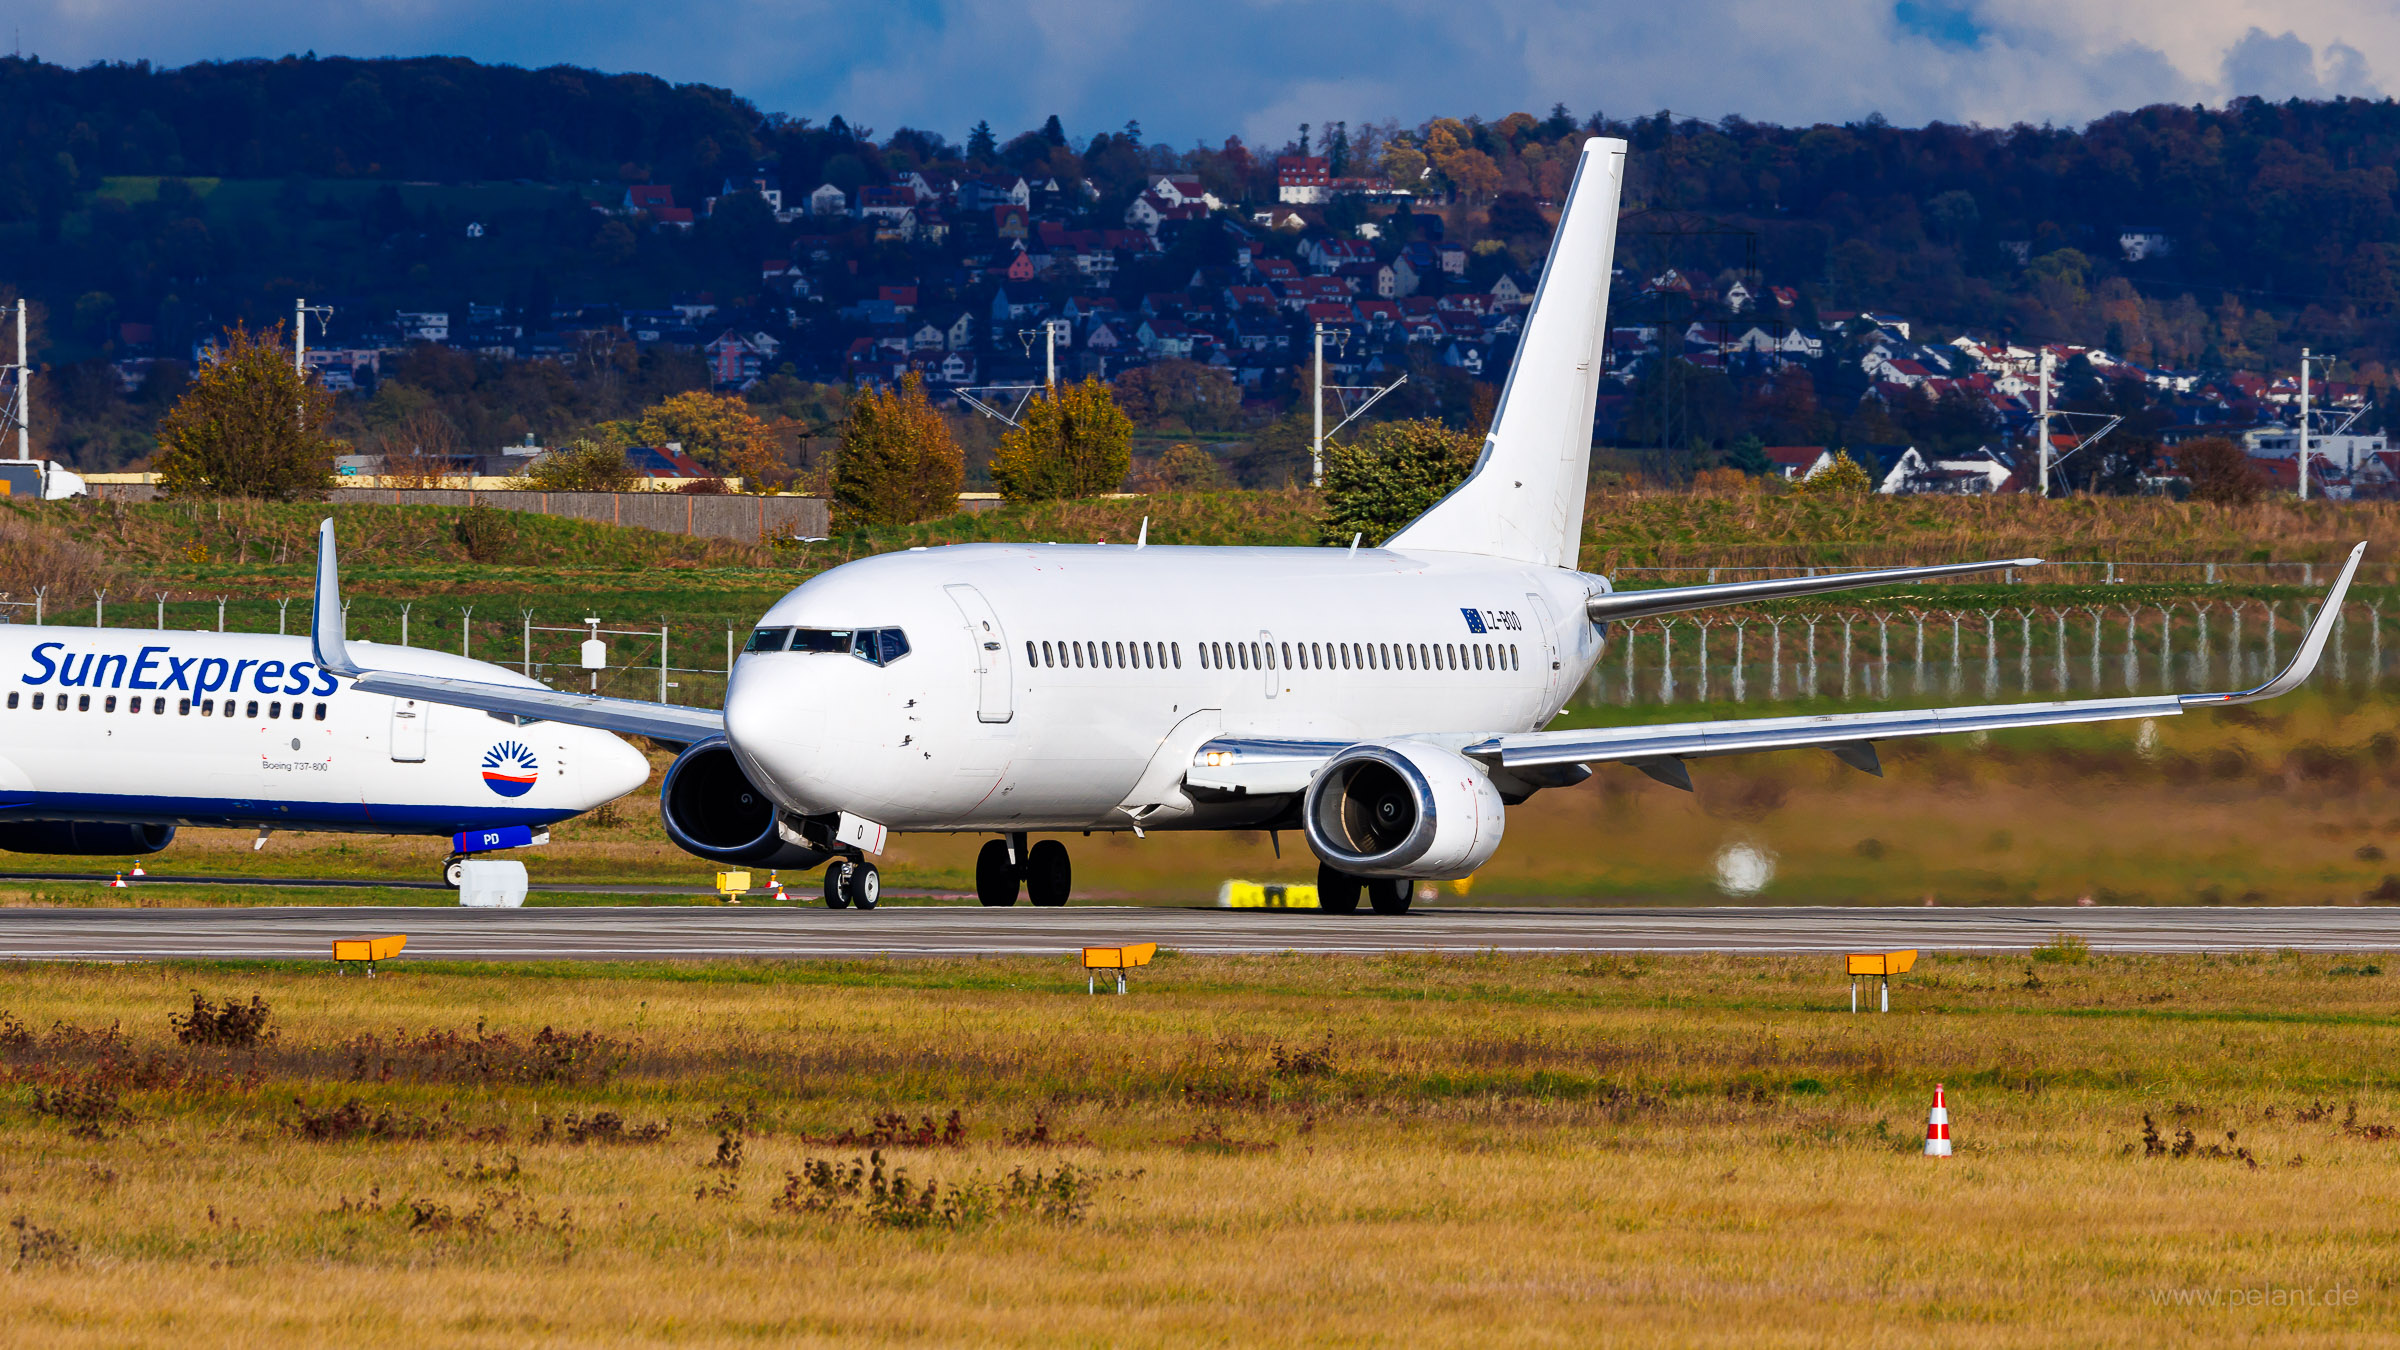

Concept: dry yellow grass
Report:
left=0, top=953, right=2396, bottom=1345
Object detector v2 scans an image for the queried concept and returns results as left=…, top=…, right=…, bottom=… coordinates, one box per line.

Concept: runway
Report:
left=0, top=903, right=2397, bottom=961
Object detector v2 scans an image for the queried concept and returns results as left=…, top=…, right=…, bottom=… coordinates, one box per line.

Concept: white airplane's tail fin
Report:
left=1386, top=136, right=1625, bottom=569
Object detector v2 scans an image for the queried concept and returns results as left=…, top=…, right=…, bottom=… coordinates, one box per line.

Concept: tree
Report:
left=1791, top=449, right=1873, bottom=496
left=516, top=437, right=637, bottom=491
left=2177, top=436, right=2265, bottom=505
left=989, top=377, right=1133, bottom=501
left=1112, top=359, right=1241, bottom=431
left=831, top=374, right=964, bottom=528
left=1316, top=417, right=1480, bottom=545
left=966, top=120, right=998, bottom=164
left=153, top=323, right=334, bottom=500
left=632, top=391, right=779, bottom=484
left=1143, top=443, right=1226, bottom=491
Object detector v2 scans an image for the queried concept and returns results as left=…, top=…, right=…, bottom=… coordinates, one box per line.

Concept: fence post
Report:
left=461, top=606, right=474, bottom=659
left=2228, top=604, right=2244, bottom=684
left=1839, top=615, right=1854, bottom=700
left=400, top=602, right=412, bottom=648
left=2053, top=608, right=2070, bottom=690
left=1875, top=612, right=1890, bottom=699
left=94, top=589, right=105, bottom=628
left=2118, top=605, right=2140, bottom=691
left=277, top=596, right=292, bottom=635
left=2086, top=606, right=2104, bottom=689
left=522, top=610, right=534, bottom=677
left=1912, top=611, right=1925, bottom=694
left=1621, top=619, right=1636, bottom=705
left=660, top=623, right=670, bottom=703
left=1769, top=620, right=1782, bottom=700
left=1805, top=616, right=1821, bottom=698
left=2017, top=609, right=2031, bottom=692
left=2264, top=602, right=2278, bottom=675
left=1982, top=610, right=1998, bottom=697
left=1732, top=622, right=1747, bottom=703
left=2155, top=606, right=2173, bottom=690
left=32, top=586, right=42, bottom=626
left=1947, top=611, right=1962, bottom=697
left=2192, top=603, right=2209, bottom=686
left=1695, top=621, right=1710, bottom=703
left=1661, top=620, right=1676, bottom=703
left=155, top=594, right=165, bottom=629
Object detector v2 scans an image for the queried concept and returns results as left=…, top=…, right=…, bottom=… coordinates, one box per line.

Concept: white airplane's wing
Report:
left=1586, top=557, right=2042, bottom=624
left=1482, top=542, right=2364, bottom=788
left=310, top=518, right=727, bottom=746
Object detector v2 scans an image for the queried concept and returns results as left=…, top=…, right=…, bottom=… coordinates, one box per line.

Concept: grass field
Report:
left=0, top=953, right=2396, bottom=1345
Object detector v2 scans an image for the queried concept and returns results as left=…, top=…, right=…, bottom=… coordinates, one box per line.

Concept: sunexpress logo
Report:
left=22, top=642, right=341, bottom=698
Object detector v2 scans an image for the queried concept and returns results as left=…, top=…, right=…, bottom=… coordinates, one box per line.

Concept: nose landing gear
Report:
left=822, top=855, right=880, bottom=910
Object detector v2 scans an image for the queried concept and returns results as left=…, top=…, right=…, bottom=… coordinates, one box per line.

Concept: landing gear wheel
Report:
left=822, top=858, right=853, bottom=910
left=1316, top=863, right=1361, bottom=915
left=443, top=856, right=466, bottom=888
left=975, top=840, right=1022, bottom=907
left=844, top=861, right=881, bottom=910
left=1024, top=839, right=1072, bottom=907
left=1367, top=878, right=1414, bottom=915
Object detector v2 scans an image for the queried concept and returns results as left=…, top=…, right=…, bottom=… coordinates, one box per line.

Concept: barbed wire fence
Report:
left=1585, top=598, right=2384, bottom=706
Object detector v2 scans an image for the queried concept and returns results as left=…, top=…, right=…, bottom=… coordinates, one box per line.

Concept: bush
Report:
left=1141, top=443, right=1227, bottom=491
left=831, top=374, right=964, bottom=528
left=516, top=438, right=637, bottom=493
left=170, top=990, right=273, bottom=1047
left=452, top=505, right=516, bottom=563
left=2178, top=436, right=2266, bottom=505
left=1316, top=417, right=1480, bottom=545
left=989, top=377, right=1133, bottom=502
left=1792, top=450, right=1874, bottom=496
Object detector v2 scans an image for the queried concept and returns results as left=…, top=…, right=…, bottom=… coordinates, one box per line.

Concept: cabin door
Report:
left=943, top=584, right=1013, bottom=724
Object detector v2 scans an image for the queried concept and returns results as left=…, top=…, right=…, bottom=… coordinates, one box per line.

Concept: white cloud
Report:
left=5, top=0, right=2390, bottom=146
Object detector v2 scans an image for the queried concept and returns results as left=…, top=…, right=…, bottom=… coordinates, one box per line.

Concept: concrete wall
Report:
left=82, top=484, right=829, bottom=543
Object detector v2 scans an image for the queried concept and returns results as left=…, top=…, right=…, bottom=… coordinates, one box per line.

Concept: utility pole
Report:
left=1041, top=317, right=1067, bottom=391
left=2034, top=349, right=2053, bottom=497
left=2298, top=346, right=2313, bottom=502
left=7, top=299, right=27, bottom=461
left=1312, top=323, right=1327, bottom=487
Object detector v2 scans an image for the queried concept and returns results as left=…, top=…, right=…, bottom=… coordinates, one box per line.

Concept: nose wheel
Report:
left=823, top=857, right=880, bottom=910
left=443, top=856, right=466, bottom=888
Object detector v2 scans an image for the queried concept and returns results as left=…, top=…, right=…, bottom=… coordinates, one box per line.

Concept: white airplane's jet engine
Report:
left=0, top=821, right=174, bottom=856
left=659, top=740, right=830, bottom=868
left=1302, top=741, right=1505, bottom=880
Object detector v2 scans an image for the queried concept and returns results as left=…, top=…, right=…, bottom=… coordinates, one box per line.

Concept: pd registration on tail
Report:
left=310, top=136, right=2366, bottom=913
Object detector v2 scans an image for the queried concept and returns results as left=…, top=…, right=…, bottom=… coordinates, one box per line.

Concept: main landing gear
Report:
left=822, top=854, right=880, bottom=910
left=976, top=833, right=1072, bottom=907
left=1316, top=861, right=1413, bottom=915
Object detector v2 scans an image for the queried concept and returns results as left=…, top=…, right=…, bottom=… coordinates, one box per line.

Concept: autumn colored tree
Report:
left=153, top=322, right=335, bottom=500
left=989, top=377, right=1133, bottom=501
left=1112, top=358, right=1241, bottom=432
left=1316, top=417, right=1481, bottom=545
left=1791, top=449, right=1874, bottom=496
left=1141, top=443, right=1227, bottom=491
left=831, top=374, right=964, bottom=528
left=633, top=390, right=779, bottom=484
left=2176, top=436, right=2266, bottom=505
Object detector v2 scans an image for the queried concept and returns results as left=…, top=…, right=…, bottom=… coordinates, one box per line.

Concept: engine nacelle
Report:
left=0, top=821, right=175, bottom=856
left=1302, top=741, right=1505, bottom=880
left=659, top=740, right=831, bottom=868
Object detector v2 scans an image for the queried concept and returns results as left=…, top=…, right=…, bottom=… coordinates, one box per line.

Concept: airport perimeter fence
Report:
left=1582, top=598, right=2392, bottom=707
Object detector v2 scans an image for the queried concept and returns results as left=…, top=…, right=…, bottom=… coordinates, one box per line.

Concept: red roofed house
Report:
left=1278, top=157, right=1330, bottom=204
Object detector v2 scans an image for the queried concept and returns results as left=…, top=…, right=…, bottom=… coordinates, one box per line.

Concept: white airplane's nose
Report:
left=578, top=731, right=654, bottom=809
left=724, top=659, right=831, bottom=812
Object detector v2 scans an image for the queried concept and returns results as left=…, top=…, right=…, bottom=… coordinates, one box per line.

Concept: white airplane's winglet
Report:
left=311, top=517, right=361, bottom=678
left=2182, top=540, right=2365, bottom=707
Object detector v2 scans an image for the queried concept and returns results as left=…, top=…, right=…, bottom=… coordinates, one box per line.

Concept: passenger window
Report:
left=1171, top=642, right=1180, bottom=669
left=270, top=701, right=283, bottom=718
left=246, top=700, right=259, bottom=718
left=28, top=693, right=39, bottom=710
left=4, top=692, right=13, bottom=709
left=151, top=698, right=163, bottom=714
left=1280, top=642, right=1292, bottom=668
left=201, top=699, right=213, bottom=715
left=316, top=703, right=328, bottom=720
left=1025, top=640, right=1037, bottom=665
left=103, top=696, right=116, bottom=713
left=1141, top=641, right=1153, bottom=668
left=78, top=695, right=89, bottom=712
left=179, top=699, right=189, bottom=715
left=744, top=627, right=791, bottom=653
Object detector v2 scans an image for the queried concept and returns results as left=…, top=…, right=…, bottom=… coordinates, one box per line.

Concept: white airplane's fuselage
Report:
left=0, top=626, right=650, bottom=835
left=724, top=543, right=1604, bottom=832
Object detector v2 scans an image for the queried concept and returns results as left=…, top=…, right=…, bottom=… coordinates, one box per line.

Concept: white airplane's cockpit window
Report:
left=787, top=629, right=854, bottom=655
left=847, top=629, right=910, bottom=667
left=745, top=627, right=791, bottom=652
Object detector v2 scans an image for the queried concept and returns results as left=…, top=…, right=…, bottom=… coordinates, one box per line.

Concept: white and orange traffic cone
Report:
left=130, top=864, right=147, bottom=878
left=1924, top=1083, right=1953, bottom=1157
left=772, top=877, right=788, bottom=902
left=106, top=873, right=128, bottom=889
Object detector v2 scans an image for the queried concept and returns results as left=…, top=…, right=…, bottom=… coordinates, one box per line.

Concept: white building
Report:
left=2241, top=428, right=2388, bottom=472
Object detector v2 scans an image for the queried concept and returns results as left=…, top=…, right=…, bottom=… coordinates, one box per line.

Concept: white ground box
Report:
left=458, top=859, right=529, bottom=908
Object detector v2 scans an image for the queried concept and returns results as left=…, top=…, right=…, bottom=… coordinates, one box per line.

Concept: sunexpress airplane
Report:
left=309, top=136, right=2364, bottom=912
left=0, top=625, right=649, bottom=881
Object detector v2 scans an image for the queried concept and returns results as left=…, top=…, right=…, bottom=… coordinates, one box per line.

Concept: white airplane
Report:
left=0, top=623, right=650, bottom=881
left=307, top=135, right=2365, bottom=913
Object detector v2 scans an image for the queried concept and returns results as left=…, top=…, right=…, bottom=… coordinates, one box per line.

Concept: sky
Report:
left=9, top=0, right=2394, bottom=149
